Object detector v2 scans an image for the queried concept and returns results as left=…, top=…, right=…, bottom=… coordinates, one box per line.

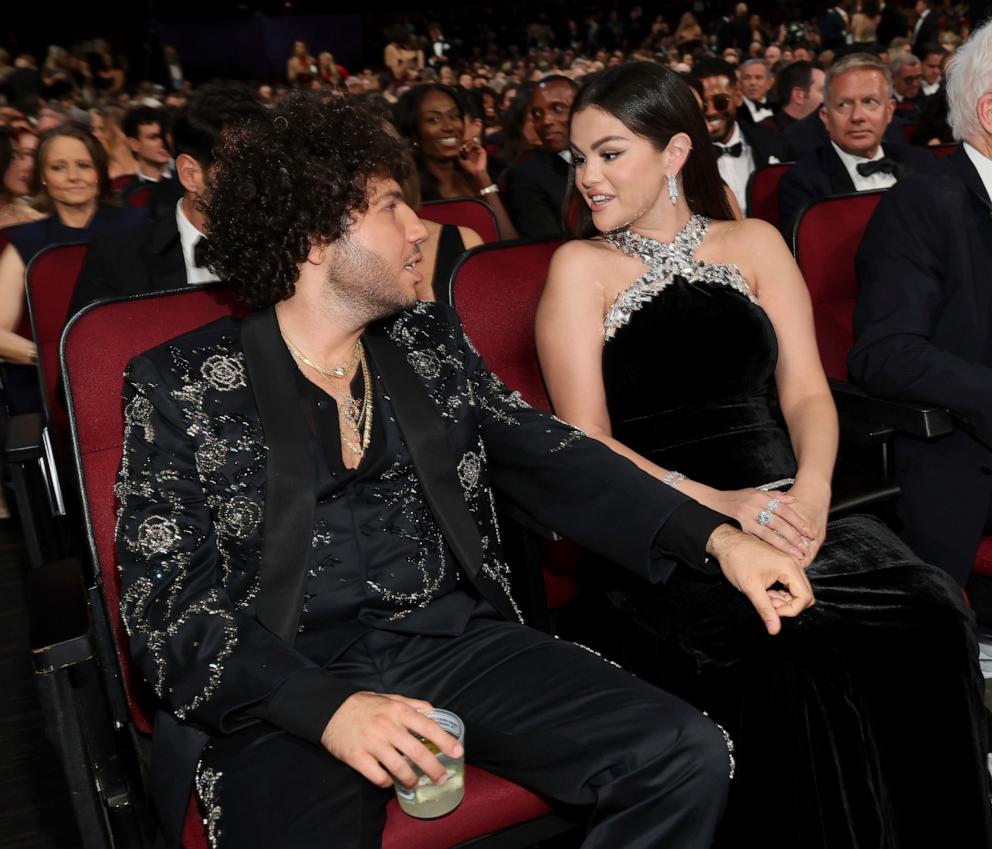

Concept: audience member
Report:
left=877, top=2, right=912, bottom=47
left=0, top=126, right=42, bottom=228
left=69, top=83, right=262, bottom=315
left=851, top=0, right=882, bottom=45
left=737, top=59, right=776, bottom=125
left=778, top=53, right=932, bottom=237
left=286, top=40, right=317, bottom=88
left=920, top=42, right=945, bottom=95
left=912, top=0, right=940, bottom=54
left=504, top=75, right=577, bottom=237
left=394, top=84, right=517, bottom=238
left=850, top=19, right=992, bottom=589
left=763, top=60, right=824, bottom=133
left=89, top=105, right=136, bottom=182
left=121, top=105, right=173, bottom=186
left=819, top=4, right=849, bottom=51
left=693, top=59, right=787, bottom=214
left=384, top=29, right=424, bottom=83
left=890, top=52, right=927, bottom=120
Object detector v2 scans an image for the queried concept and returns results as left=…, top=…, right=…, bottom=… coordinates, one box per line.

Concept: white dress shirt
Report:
left=922, top=80, right=940, bottom=96
left=715, top=124, right=756, bottom=214
left=831, top=141, right=899, bottom=191
left=743, top=97, right=775, bottom=125
left=964, top=143, right=992, bottom=203
left=176, top=199, right=220, bottom=285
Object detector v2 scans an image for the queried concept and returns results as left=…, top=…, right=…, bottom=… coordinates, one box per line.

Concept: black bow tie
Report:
left=751, top=99, right=770, bottom=108
left=856, top=157, right=898, bottom=177
left=715, top=141, right=743, bottom=158
left=193, top=236, right=209, bottom=268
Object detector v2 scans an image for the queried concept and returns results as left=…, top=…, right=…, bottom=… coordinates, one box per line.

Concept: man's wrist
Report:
left=704, top=523, right=741, bottom=561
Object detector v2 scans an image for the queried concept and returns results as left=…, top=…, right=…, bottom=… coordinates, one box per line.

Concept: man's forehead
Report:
left=534, top=82, right=575, bottom=103
left=702, top=75, right=734, bottom=91
left=365, top=176, right=402, bottom=203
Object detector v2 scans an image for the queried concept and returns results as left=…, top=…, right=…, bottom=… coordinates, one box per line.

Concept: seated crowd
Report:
left=3, top=3, right=992, bottom=849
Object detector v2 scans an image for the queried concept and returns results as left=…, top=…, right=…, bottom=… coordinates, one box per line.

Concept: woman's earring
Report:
left=667, top=174, right=679, bottom=206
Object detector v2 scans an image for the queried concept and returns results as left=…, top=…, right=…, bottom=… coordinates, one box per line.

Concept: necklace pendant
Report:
left=329, top=365, right=347, bottom=378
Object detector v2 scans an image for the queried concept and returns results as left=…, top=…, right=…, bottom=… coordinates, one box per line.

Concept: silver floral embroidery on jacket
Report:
left=137, top=515, right=182, bottom=557
left=603, top=215, right=756, bottom=340
left=201, top=354, right=246, bottom=391
left=195, top=759, right=223, bottom=848
left=216, top=495, right=262, bottom=538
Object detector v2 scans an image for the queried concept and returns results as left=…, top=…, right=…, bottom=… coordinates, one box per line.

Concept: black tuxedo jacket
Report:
left=504, top=150, right=570, bottom=237
left=851, top=147, right=992, bottom=442
left=739, top=120, right=789, bottom=168
left=69, top=208, right=187, bottom=317
left=877, top=4, right=910, bottom=46
left=778, top=141, right=935, bottom=238
left=913, top=11, right=940, bottom=53
left=117, top=302, right=720, bottom=843
left=819, top=8, right=848, bottom=50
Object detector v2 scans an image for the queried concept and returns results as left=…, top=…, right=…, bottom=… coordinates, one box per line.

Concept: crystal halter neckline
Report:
left=602, top=215, right=755, bottom=340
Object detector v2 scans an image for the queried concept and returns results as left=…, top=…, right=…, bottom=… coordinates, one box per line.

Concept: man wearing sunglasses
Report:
left=778, top=52, right=932, bottom=239
left=891, top=53, right=928, bottom=122
left=692, top=59, right=788, bottom=215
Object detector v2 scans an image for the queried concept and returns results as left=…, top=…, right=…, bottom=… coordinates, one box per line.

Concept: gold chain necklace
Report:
left=283, top=335, right=374, bottom=458
left=282, top=334, right=361, bottom=380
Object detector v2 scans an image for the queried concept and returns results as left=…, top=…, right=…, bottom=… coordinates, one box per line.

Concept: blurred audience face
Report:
left=258, top=84, right=273, bottom=102
left=458, top=73, right=473, bottom=89
left=739, top=62, right=773, bottom=103
left=922, top=51, right=944, bottom=86
left=793, top=47, right=811, bottom=62
left=700, top=73, right=741, bottom=143
left=530, top=80, right=574, bottom=153
left=764, top=45, right=782, bottom=65
left=5, top=131, right=37, bottom=197
left=723, top=49, right=741, bottom=65
left=42, top=135, right=98, bottom=208
left=128, top=120, right=171, bottom=167
left=439, top=66, right=456, bottom=86
left=36, top=106, right=64, bottom=132
left=89, top=110, right=111, bottom=152
left=416, top=89, right=465, bottom=160
left=821, top=69, right=895, bottom=157
left=892, top=60, right=923, bottom=99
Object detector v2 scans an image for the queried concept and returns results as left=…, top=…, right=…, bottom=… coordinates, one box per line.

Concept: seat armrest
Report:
left=829, top=379, right=954, bottom=439
left=838, top=414, right=893, bottom=447
left=28, top=558, right=94, bottom=672
left=4, top=412, right=45, bottom=463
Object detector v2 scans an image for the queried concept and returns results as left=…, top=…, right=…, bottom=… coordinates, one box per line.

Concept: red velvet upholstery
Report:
left=449, top=239, right=583, bottom=609
left=973, top=537, right=992, bottom=578
left=901, top=122, right=917, bottom=144
left=746, top=163, right=792, bottom=229
left=111, top=174, right=134, bottom=192
left=419, top=198, right=500, bottom=243
left=793, top=191, right=885, bottom=381
left=62, top=287, right=558, bottom=849
left=25, top=243, right=89, bottom=449
left=932, top=142, right=959, bottom=158
left=127, top=186, right=152, bottom=209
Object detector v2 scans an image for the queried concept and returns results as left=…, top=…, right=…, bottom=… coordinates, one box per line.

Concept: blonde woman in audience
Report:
left=89, top=105, right=136, bottom=181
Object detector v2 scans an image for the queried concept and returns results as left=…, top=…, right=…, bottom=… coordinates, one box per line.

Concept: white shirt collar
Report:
left=922, top=80, right=940, bottom=96
left=558, top=149, right=573, bottom=164
left=176, top=198, right=219, bottom=285
left=831, top=140, right=896, bottom=191
left=964, top=143, right=992, bottom=203
left=717, top=123, right=745, bottom=150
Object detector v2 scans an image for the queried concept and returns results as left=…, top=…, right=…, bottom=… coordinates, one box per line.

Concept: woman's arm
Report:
left=740, top=219, right=838, bottom=557
left=458, top=119, right=518, bottom=240
left=0, top=243, right=37, bottom=364
left=537, top=238, right=812, bottom=561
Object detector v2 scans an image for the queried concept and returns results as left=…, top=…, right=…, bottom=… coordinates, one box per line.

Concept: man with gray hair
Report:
left=737, top=59, right=775, bottom=124
left=778, top=52, right=932, bottom=237
left=851, top=18, right=992, bottom=598
left=890, top=52, right=927, bottom=120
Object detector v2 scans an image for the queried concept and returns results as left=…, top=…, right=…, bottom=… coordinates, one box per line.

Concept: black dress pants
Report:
left=198, top=616, right=732, bottom=849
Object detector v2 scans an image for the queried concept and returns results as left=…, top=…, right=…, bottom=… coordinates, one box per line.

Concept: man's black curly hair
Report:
left=202, top=92, right=413, bottom=309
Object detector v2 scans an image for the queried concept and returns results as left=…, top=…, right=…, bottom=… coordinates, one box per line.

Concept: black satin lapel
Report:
left=951, top=146, right=992, bottom=212
left=364, top=328, right=484, bottom=580
left=242, top=307, right=315, bottom=642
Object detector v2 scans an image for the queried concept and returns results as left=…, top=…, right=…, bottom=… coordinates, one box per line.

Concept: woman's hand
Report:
left=458, top=118, right=490, bottom=188
left=5, top=335, right=38, bottom=366
left=781, top=479, right=830, bottom=565
left=708, top=487, right=815, bottom=562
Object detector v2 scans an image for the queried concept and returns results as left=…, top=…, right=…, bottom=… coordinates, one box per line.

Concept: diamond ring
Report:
left=757, top=510, right=773, bottom=526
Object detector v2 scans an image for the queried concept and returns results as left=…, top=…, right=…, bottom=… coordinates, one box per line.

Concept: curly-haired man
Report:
left=116, top=93, right=811, bottom=848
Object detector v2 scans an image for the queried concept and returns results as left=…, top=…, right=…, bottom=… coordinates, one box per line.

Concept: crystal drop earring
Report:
left=667, top=173, right=679, bottom=206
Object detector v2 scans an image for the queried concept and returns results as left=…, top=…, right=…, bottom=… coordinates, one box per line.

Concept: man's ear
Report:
left=306, top=241, right=328, bottom=266
left=175, top=153, right=205, bottom=195
left=977, top=92, right=992, bottom=139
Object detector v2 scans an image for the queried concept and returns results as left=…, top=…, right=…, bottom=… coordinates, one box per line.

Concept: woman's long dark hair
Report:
left=568, top=62, right=734, bottom=237
left=393, top=83, right=468, bottom=203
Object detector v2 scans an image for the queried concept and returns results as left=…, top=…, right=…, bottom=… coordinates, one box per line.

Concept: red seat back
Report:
left=25, top=243, right=89, bottom=446
left=449, top=239, right=561, bottom=413
left=932, top=142, right=959, bottom=158
left=127, top=186, right=152, bottom=209
left=420, top=198, right=500, bottom=243
left=901, top=122, right=917, bottom=144
left=794, top=191, right=885, bottom=381
left=62, top=286, right=247, bottom=733
left=746, top=163, right=792, bottom=228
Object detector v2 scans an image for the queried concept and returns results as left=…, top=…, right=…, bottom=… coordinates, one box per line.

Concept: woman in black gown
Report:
left=536, top=62, right=991, bottom=849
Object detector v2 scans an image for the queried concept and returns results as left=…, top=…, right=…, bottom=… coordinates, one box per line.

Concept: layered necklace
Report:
left=282, top=334, right=374, bottom=458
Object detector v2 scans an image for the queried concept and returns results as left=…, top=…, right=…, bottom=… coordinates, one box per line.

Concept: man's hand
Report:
left=705, top=524, right=815, bottom=635
left=320, top=692, right=464, bottom=789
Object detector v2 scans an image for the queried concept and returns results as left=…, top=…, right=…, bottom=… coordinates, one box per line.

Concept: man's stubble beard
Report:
left=323, top=232, right=417, bottom=326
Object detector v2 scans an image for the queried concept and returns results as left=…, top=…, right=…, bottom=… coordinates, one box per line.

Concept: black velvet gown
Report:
left=562, top=216, right=992, bottom=849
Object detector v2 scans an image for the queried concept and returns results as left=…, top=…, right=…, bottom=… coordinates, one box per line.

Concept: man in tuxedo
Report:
left=117, top=93, right=814, bottom=848
left=737, top=59, right=776, bottom=126
left=504, top=75, right=577, bottom=236
left=912, top=0, right=940, bottom=54
left=920, top=43, right=945, bottom=95
left=820, top=5, right=849, bottom=51
left=762, top=60, right=825, bottom=133
left=426, top=22, right=453, bottom=68
left=849, top=19, right=992, bottom=587
left=778, top=53, right=933, bottom=238
left=70, top=83, right=261, bottom=315
left=693, top=59, right=788, bottom=214
left=878, top=2, right=911, bottom=47
left=890, top=53, right=927, bottom=120
left=122, top=106, right=173, bottom=184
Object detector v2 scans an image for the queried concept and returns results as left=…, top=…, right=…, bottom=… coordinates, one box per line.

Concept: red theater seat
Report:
left=931, top=142, right=959, bottom=158
left=420, top=198, right=500, bottom=243
left=746, top=162, right=793, bottom=228
left=61, top=286, right=571, bottom=849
